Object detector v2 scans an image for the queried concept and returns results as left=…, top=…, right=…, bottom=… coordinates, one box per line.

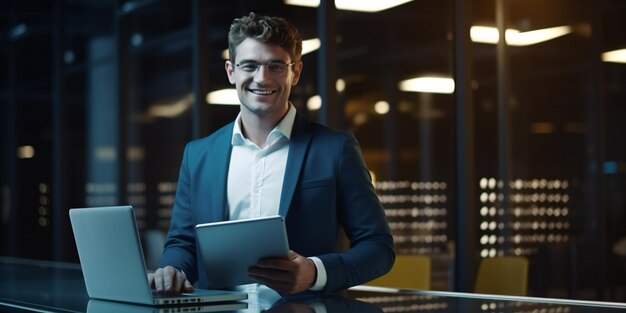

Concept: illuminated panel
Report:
left=477, top=301, right=573, bottom=313
left=357, top=293, right=571, bottom=312
left=85, top=182, right=118, bottom=207
left=376, top=180, right=449, bottom=256
left=157, top=181, right=178, bottom=231
left=478, top=178, right=571, bottom=258
left=38, top=183, right=50, bottom=227
left=358, top=294, right=448, bottom=312
left=127, top=182, right=147, bottom=229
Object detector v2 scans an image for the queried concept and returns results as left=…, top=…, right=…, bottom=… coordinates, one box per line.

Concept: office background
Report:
left=1, top=0, right=625, bottom=302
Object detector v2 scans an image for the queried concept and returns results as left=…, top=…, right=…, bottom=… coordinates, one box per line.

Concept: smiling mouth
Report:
left=249, top=89, right=275, bottom=95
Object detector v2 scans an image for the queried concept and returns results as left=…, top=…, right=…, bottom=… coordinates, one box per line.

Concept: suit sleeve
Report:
left=317, top=133, right=395, bottom=293
left=158, top=143, right=199, bottom=283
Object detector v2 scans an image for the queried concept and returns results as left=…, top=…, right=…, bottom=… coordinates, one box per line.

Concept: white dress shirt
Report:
left=227, top=105, right=293, bottom=220
left=226, top=104, right=327, bottom=298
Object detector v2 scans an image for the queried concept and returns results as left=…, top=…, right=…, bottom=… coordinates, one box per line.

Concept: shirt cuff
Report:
left=308, top=257, right=327, bottom=291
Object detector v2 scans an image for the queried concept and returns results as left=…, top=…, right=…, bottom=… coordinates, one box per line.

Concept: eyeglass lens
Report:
left=236, top=62, right=292, bottom=76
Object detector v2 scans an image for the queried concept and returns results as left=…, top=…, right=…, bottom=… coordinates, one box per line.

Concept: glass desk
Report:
left=2, top=257, right=625, bottom=312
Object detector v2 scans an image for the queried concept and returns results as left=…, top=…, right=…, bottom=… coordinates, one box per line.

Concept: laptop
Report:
left=196, top=215, right=289, bottom=289
left=69, top=205, right=248, bottom=306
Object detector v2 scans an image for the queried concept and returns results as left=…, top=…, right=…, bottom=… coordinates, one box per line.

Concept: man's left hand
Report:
left=249, top=250, right=316, bottom=295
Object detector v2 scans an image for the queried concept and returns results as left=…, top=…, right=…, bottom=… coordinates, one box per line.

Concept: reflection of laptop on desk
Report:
left=87, top=299, right=247, bottom=313
left=69, top=205, right=247, bottom=306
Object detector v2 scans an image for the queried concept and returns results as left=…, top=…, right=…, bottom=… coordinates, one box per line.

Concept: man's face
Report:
left=225, top=38, right=302, bottom=120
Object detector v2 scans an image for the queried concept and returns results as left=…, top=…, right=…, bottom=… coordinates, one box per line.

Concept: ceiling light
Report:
left=284, top=0, right=414, bottom=13
left=507, top=26, right=571, bottom=46
left=206, top=89, right=240, bottom=105
left=470, top=26, right=500, bottom=44
left=16, top=145, right=35, bottom=159
left=602, top=48, right=626, bottom=64
left=307, top=95, right=322, bottom=111
left=302, top=38, right=321, bottom=55
left=399, top=77, right=455, bottom=94
left=470, top=25, right=572, bottom=46
left=284, top=0, right=318, bottom=7
left=336, top=78, right=346, bottom=92
left=336, top=0, right=413, bottom=12
left=374, top=101, right=390, bottom=115
left=148, top=94, right=193, bottom=117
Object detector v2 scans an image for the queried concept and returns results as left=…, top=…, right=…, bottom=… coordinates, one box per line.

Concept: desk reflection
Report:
left=3, top=258, right=626, bottom=313
left=266, top=296, right=382, bottom=313
left=87, top=297, right=383, bottom=313
left=86, top=296, right=381, bottom=313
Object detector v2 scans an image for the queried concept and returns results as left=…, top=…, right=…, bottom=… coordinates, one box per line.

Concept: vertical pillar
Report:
left=419, top=93, right=434, bottom=181
left=192, top=0, right=209, bottom=139
left=496, top=0, right=512, bottom=250
left=115, top=0, right=130, bottom=205
left=586, top=1, right=606, bottom=300
left=51, top=0, right=66, bottom=260
left=5, top=9, right=18, bottom=257
left=384, top=70, right=399, bottom=180
left=453, top=0, right=476, bottom=292
left=317, top=0, right=341, bottom=129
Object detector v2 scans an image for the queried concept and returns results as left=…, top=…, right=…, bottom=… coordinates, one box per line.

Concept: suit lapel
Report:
left=279, top=114, right=312, bottom=216
left=209, top=125, right=233, bottom=221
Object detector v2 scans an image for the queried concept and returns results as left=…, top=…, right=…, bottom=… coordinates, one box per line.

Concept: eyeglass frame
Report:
left=234, top=60, right=296, bottom=77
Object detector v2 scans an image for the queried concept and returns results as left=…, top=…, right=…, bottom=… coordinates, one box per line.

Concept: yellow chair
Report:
left=367, top=255, right=431, bottom=290
left=474, top=256, right=529, bottom=296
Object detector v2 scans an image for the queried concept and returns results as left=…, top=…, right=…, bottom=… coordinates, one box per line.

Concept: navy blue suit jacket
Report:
left=159, top=113, right=395, bottom=295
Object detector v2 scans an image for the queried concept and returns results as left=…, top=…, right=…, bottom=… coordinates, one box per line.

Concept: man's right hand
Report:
left=148, top=266, right=194, bottom=294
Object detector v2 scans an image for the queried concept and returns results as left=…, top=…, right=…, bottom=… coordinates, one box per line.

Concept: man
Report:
left=150, top=12, right=394, bottom=297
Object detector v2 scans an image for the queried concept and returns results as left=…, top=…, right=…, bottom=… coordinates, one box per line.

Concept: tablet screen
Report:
left=195, top=215, right=289, bottom=288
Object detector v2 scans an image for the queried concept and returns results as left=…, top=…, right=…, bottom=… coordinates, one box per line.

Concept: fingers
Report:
left=183, top=279, right=194, bottom=292
left=152, top=266, right=192, bottom=294
left=256, top=250, right=301, bottom=271
left=288, top=250, right=298, bottom=260
left=249, top=265, right=295, bottom=283
left=172, top=269, right=184, bottom=292
left=250, top=250, right=316, bottom=295
left=153, top=268, right=164, bottom=292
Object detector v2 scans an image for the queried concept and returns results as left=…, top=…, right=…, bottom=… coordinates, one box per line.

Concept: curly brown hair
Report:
left=228, top=12, right=302, bottom=64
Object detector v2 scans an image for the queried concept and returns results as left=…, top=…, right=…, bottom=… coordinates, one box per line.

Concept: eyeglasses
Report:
left=235, top=61, right=295, bottom=77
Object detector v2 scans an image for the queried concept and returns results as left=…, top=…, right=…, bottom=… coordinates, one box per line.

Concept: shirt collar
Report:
left=231, top=103, right=297, bottom=146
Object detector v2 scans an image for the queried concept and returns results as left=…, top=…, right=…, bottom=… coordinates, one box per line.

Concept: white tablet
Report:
left=195, top=215, right=290, bottom=288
